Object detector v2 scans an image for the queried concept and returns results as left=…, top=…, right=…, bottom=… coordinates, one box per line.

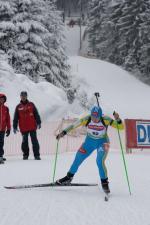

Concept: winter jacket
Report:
left=13, top=100, right=41, bottom=133
left=0, top=94, right=11, bottom=132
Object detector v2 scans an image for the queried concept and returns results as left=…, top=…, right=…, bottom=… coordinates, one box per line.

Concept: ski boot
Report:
left=56, top=172, right=74, bottom=185
left=101, top=178, right=110, bottom=194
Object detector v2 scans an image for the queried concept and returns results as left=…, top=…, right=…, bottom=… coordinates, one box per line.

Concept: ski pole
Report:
left=115, top=118, right=132, bottom=195
left=52, top=140, right=59, bottom=183
left=94, top=92, right=100, bottom=107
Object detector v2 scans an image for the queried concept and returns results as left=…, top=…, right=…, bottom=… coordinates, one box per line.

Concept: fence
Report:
left=5, top=120, right=125, bottom=156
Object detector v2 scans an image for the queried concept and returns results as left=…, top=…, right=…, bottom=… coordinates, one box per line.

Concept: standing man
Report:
left=13, top=91, right=41, bottom=160
left=0, top=93, right=11, bottom=164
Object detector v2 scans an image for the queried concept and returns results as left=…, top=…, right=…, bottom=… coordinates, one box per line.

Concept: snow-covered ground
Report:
left=1, top=152, right=150, bottom=225
left=64, top=23, right=85, bottom=56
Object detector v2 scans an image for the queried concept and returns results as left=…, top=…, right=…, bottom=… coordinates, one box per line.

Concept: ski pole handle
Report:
left=94, top=92, right=100, bottom=98
left=94, top=92, right=100, bottom=108
left=113, top=111, right=120, bottom=120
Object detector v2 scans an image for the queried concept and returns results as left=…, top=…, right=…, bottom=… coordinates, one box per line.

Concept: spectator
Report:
left=0, top=93, right=11, bottom=164
left=13, top=91, right=41, bottom=160
left=68, top=19, right=75, bottom=27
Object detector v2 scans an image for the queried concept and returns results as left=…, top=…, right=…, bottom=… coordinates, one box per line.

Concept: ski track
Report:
left=1, top=153, right=150, bottom=225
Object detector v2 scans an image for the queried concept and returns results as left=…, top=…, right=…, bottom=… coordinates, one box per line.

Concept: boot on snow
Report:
left=56, top=172, right=74, bottom=185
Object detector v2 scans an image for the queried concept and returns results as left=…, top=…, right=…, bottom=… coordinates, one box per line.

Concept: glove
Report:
left=37, top=124, right=41, bottom=129
left=113, top=111, right=122, bottom=123
left=6, top=130, right=10, bottom=137
left=13, top=128, right=18, bottom=134
left=56, top=130, right=67, bottom=140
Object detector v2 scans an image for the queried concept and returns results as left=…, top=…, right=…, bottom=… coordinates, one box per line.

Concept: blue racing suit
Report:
left=63, top=114, right=124, bottom=180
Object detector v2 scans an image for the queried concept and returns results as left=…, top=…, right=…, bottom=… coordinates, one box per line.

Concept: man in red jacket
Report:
left=0, top=93, right=11, bottom=164
left=13, top=91, right=41, bottom=160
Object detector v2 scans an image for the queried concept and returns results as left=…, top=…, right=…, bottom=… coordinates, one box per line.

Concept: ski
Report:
left=4, top=182, right=98, bottom=190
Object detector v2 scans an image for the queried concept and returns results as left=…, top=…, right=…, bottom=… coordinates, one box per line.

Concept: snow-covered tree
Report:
left=8, top=0, right=52, bottom=82
left=56, top=0, right=89, bottom=18
left=87, top=0, right=111, bottom=55
left=0, top=0, right=16, bottom=52
left=97, top=2, right=124, bottom=64
left=110, top=0, right=150, bottom=79
left=87, top=0, right=150, bottom=83
left=138, top=19, right=150, bottom=83
left=42, top=0, right=70, bottom=89
left=0, top=0, right=72, bottom=94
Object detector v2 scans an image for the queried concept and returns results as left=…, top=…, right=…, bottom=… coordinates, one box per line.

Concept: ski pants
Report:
left=69, top=136, right=109, bottom=180
left=21, top=130, right=40, bottom=157
left=0, top=131, right=5, bottom=157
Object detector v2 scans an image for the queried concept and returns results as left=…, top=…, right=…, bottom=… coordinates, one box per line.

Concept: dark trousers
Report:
left=21, top=130, right=40, bottom=157
left=0, top=131, right=5, bottom=157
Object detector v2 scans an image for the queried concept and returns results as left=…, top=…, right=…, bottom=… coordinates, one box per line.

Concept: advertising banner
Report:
left=125, top=119, right=150, bottom=149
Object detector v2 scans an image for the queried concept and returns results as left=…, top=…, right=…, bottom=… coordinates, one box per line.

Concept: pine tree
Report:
left=87, top=0, right=150, bottom=83
left=0, top=0, right=72, bottom=93
left=0, top=0, right=16, bottom=52
left=0, top=0, right=75, bottom=103
left=87, top=0, right=111, bottom=56
left=138, top=19, right=150, bottom=83
left=43, top=0, right=70, bottom=90
left=9, top=0, right=51, bottom=82
left=99, top=2, right=124, bottom=64
left=87, top=0, right=101, bottom=54
left=115, top=0, right=150, bottom=76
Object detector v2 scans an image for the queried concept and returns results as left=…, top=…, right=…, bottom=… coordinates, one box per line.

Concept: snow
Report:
left=69, top=56, right=150, bottom=119
left=1, top=26, right=150, bottom=120
left=0, top=57, right=69, bottom=121
left=1, top=152, right=150, bottom=225
left=64, top=24, right=85, bottom=56
left=1, top=17, right=150, bottom=225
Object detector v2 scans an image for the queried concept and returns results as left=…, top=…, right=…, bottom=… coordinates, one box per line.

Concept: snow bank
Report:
left=1, top=54, right=150, bottom=122
left=69, top=56, right=150, bottom=119
left=0, top=56, right=68, bottom=121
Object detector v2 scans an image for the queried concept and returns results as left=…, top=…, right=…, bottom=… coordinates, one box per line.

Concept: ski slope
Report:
left=65, top=24, right=150, bottom=120
left=1, top=152, right=150, bottom=225
left=69, top=55, right=150, bottom=119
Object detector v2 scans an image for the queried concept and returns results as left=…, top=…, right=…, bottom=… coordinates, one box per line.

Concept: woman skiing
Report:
left=56, top=106, right=124, bottom=193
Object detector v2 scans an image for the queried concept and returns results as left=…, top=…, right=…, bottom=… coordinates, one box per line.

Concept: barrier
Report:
left=4, top=120, right=125, bottom=156
left=125, top=119, right=150, bottom=153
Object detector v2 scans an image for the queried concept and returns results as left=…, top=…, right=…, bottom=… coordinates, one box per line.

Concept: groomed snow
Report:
left=0, top=151, right=150, bottom=225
